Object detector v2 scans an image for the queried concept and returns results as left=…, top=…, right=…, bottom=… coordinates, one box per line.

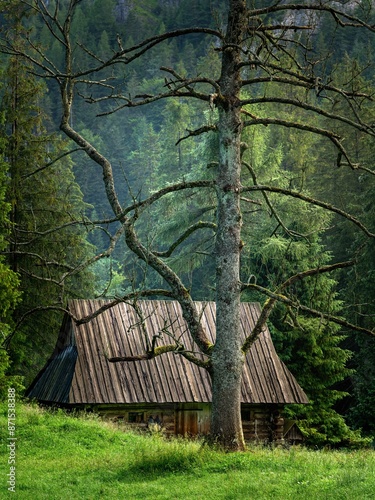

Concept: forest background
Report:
left=0, top=0, right=374, bottom=447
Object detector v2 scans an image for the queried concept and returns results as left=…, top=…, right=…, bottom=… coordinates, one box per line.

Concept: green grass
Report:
left=1, top=403, right=375, bottom=499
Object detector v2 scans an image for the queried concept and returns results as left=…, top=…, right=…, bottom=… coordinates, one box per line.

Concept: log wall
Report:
left=95, top=403, right=284, bottom=443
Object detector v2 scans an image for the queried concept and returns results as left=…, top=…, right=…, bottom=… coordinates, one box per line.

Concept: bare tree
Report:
left=2, top=0, right=375, bottom=450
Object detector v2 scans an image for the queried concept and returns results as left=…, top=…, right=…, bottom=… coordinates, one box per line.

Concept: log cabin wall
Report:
left=94, top=403, right=211, bottom=437
left=95, top=403, right=176, bottom=435
left=241, top=405, right=284, bottom=443
left=95, top=403, right=282, bottom=442
left=175, top=403, right=211, bottom=436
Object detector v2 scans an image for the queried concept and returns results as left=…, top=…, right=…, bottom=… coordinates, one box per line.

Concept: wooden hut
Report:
left=26, top=300, right=308, bottom=443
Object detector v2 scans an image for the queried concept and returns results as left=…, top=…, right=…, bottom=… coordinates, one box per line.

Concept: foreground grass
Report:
left=1, top=403, right=375, bottom=499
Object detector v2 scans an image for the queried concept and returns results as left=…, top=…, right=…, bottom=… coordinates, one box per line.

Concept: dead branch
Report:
left=241, top=97, right=375, bottom=137
left=21, top=147, right=84, bottom=179
left=107, top=343, right=210, bottom=369
left=122, top=180, right=215, bottom=220
left=241, top=184, right=375, bottom=238
left=75, top=290, right=175, bottom=326
left=249, top=4, right=375, bottom=32
left=241, top=259, right=373, bottom=353
left=242, top=159, right=302, bottom=239
left=93, top=78, right=213, bottom=117
left=240, top=63, right=371, bottom=101
left=153, top=221, right=216, bottom=258
left=2, top=304, right=70, bottom=349
left=243, top=114, right=360, bottom=167
left=107, top=344, right=178, bottom=362
left=176, top=125, right=217, bottom=145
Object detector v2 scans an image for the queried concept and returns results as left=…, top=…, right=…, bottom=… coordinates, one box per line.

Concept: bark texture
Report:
left=210, top=0, right=247, bottom=451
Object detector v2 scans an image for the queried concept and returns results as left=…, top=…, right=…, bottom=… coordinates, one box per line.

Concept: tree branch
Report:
left=241, top=259, right=373, bottom=353
left=107, top=344, right=179, bottom=362
left=153, top=221, right=216, bottom=258
left=93, top=82, right=212, bottom=117
left=241, top=97, right=375, bottom=137
left=240, top=64, right=371, bottom=102
left=176, top=125, right=217, bottom=145
left=21, top=147, right=85, bottom=179
left=123, top=221, right=214, bottom=356
left=249, top=4, right=375, bottom=32
left=242, top=113, right=360, bottom=168
left=242, top=159, right=300, bottom=238
left=122, top=180, right=215, bottom=220
left=107, top=343, right=210, bottom=369
left=75, top=290, right=175, bottom=326
left=241, top=185, right=375, bottom=238
left=3, top=304, right=70, bottom=349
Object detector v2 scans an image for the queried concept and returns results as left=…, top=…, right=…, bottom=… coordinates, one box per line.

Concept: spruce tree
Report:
left=0, top=3, right=95, bottom=384
left=0, top=111, right=22, bottom=398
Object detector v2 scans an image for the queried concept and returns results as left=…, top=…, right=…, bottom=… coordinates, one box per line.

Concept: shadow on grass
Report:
left=100, top=441, right=255, bottom=484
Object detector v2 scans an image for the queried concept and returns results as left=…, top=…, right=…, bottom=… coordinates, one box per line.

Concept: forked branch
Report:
left=241, top=185, right=375, bottom=238
left=241, top=259, right=374, bottom=353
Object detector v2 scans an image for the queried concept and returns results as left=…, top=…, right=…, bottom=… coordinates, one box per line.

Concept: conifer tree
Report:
left=0, top=2, right=95, bottom=383
left=0, top=110, right=22, bottom=398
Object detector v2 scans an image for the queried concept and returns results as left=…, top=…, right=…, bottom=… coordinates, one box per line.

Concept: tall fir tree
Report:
left=0, top=105, right=22, bottom=399
left=0, top=3, right=96, bottom=384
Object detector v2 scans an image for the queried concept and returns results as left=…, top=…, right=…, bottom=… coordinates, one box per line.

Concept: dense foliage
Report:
left=0, top=3, right=96, bottom=384
left=0, top=105, right=22, bottom=398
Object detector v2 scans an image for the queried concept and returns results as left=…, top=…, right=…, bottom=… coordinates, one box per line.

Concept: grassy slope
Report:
left=1, top=403, right=375, bottom=499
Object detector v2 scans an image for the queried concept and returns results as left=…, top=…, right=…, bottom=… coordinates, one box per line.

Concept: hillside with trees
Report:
left=0, top=0, right=374, bottom=449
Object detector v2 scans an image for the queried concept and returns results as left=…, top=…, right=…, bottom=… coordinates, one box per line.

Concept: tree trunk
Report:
left=210, top=0, right=247, bottom=451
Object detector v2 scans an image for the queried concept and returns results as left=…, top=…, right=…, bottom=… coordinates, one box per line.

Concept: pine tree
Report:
left=0, top=3, right=96, bottom=384
left=0, top=101, right=22, bottom=398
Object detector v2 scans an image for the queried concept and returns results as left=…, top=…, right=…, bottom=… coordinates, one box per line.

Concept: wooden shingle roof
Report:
left=27, top=300, right=308, bottom=406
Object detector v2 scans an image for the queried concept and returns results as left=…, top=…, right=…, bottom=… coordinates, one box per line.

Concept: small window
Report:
left=128, top=412, right=144, bottom=423
left=241, top=409, right=251, bottom=421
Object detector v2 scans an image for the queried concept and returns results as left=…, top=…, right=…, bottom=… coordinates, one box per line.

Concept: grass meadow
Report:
left=1, top=403, right=375, bottom=499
